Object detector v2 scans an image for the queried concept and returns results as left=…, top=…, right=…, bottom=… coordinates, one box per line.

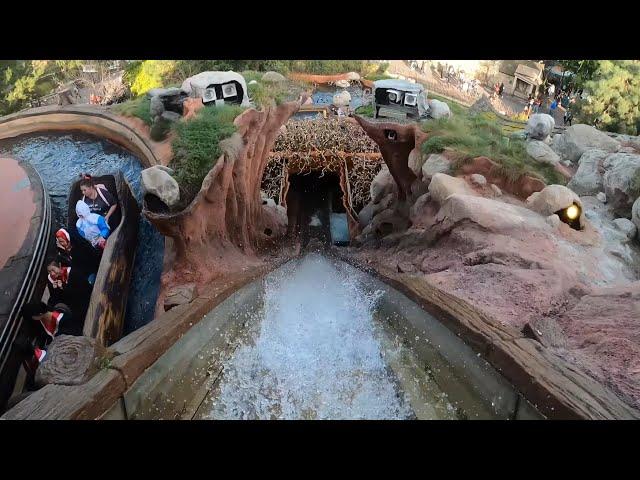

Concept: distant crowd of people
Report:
left=519, top=83, right=581, bottom=125
left=16, top=174, right=118, bottom=383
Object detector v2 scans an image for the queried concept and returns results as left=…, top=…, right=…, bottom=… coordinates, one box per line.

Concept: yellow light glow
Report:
left=566, top=205, right=580, bottom=220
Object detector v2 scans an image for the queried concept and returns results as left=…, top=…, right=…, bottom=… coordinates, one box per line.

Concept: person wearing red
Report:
left=21, top=301, right=78, bottom=340
left=55, top=228, right=73, bottom=267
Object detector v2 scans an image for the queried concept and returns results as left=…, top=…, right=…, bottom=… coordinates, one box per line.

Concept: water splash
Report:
left=207, top=254, right=413, bottom=420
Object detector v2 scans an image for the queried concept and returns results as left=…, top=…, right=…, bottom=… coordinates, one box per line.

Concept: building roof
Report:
left=515, top=64, right=542, bottom=84
left=373, top=79, right=425, bottom=93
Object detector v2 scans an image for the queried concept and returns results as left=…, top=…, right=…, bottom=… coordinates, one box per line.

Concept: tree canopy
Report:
left=574, top=60, right=640, bottom=135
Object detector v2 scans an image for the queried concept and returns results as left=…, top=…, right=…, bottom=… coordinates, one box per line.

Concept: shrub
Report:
left=247, top=80, right=287, bottom=108
left=125, top=60, right=179, bottom=97
left=111, top=95, right=152, bottom=125
left=170, top=105, right=245, bottom=205
left=354, top=104, right=375, bottom=118
left=421, top=111, right=565, bottom=185
left=150, top=116, right=171, bottom=141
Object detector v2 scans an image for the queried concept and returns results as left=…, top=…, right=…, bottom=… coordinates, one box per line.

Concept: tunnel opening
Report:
left=286, top=171, right=346, bottom=248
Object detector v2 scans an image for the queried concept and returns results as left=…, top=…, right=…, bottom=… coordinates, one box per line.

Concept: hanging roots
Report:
left=261, top=117, right=384, bottom=208
left=347, top=155, right=384, bottom=210
left=262, top=156, right=285, bottom=202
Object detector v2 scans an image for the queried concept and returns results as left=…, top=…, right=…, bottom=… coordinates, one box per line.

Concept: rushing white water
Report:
left=206, top=254, right=414, bottom=420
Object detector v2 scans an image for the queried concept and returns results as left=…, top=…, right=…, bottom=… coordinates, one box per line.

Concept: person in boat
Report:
left=75, top=200, right=110, bottom=250
left=11, top=336, right=48, bottom=392
left=79, top=174, right=118, bottom=228
left=46, top=260, right=71, bottom=306
left=21, top=301, right=78, bottom=341
left=55, top=226, right=101, bottom=281
left=55, top=228, right=73, bottom=267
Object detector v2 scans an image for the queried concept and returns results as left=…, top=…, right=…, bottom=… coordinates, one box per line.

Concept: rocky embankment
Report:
left=349, top=114, right=640, bottom=412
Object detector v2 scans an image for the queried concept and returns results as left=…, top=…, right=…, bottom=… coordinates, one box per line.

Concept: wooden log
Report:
left=35, top=335, right=110, bottom=387
left=1, top=369, right=125, bottom=420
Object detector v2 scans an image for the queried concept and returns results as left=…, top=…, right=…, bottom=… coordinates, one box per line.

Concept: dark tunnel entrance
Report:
left=286, top=171, right=345, bottom=248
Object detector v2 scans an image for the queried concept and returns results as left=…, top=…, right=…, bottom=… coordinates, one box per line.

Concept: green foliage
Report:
left=246, top=79, right=287, bottom=108
left=354, top=104, right=375, bottom=117
left=170, top=105, right=245, bottom=205
left=287, top=60, right=371, bottom=75
left=364, top=73, right=394, bottom=81
left=556, top=60, right=599, bottom=89
left=420, top=111, right=565, bottom=185
left=240, top=70, right=263, bottom=83
left=111, top=95, right=152, bottom=125
left=574, top=60, right=640, bottom=135
left=125, top=60, right=179, bottom=96
left=150, top=117, right=172, bottom=141
left=376, top=62, right=389, bottom=74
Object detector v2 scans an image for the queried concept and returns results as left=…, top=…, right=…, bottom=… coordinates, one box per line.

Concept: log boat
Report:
left=67, top=172, right=139, bottom=346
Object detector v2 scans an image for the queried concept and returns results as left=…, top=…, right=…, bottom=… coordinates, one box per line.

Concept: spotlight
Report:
left=556, top=203, right=582, bottom=230
left=565, top=204, right=580, bottom=220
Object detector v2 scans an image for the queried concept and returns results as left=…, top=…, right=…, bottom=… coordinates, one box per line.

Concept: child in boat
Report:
left=75, top=200, right=110, bottom=249
left=46, top=260, right=71, bottom=306
left=79, top=174, right=118, bottom=228
left=55, top=228, right=73, bottom=267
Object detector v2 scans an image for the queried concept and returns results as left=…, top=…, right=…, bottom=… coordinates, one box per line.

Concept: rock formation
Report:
left=141, top=165, right=180, bottom=208
left=552, top=124, right=620, bottom=163
left=261, top=71, right=286, bottom=83
left=427, top=99, right=451, bottom=119
left=525, top=113, right=555, bottom=141
left=144, top=100, right=301, bottom=289
left=353, top=116, right=421, bottom=203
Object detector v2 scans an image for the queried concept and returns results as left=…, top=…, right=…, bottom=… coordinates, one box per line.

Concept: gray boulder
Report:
left=261, top=71, right=286, bottom=83
left=551, top=124, right=620, bottom=163
left=147, top=87, right=183, bottom=98
left=161, top=111, right=181, bottom=122
left=525, top=114, right=555, bottom=141
left=566, top=149, right=608, bottom=195
left=525, top=184, right=585, bottom=228
left=358, top=192, right=395, bottom=228
left=427, top=99, right=451, bottom=119
left=428, top=173, right=476, bottom=204
left=149, top=95, right=165, bottom=120
left=526, top=139, right=561, bottom=165
left=602, top=152, right=640, bottom=216
left=469, top=174, right=487, bottom=186
left=421, top=153, right=451, bottom=180
left=370, top=165, right=397, bottom=204
left=612, top=218, right=637, bottom=240
left=333, top=90, right=351, bottom=107
left=141, top=165, right=181, bottom=208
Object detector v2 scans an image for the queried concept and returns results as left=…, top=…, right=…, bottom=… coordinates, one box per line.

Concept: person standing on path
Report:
left=498, top=82, right=504, bottom=98
left=548, top=83, right=555, bottom=98
left=549, top=98, right=558, bottom=119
